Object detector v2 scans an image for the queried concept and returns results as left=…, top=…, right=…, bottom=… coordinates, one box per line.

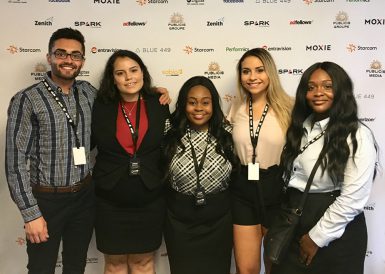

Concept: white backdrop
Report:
left=1, top=1, right=384, bottom=273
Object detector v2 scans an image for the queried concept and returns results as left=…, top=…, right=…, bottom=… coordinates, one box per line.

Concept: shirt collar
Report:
left=303, top=114, right=329, bottom=134
left=44, top=72, right=76, bottom=95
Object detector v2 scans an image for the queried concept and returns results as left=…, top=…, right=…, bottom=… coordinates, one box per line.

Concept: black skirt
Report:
left=231, top=165, right=284, bottom=227
left=94, top=176, right=165, bottom=255
left=164, top=188, right=233, bottom=274
left=271, top=188, right=367, bottom=274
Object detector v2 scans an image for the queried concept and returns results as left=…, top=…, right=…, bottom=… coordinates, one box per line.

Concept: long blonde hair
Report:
left=237, top=48, right=293, bottom=132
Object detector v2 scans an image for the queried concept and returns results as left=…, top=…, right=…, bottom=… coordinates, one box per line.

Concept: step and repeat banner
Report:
left=1, top=0, right=384, bottom=273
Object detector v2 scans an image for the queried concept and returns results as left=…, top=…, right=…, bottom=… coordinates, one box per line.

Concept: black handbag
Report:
left=264, top=150, right=325, bottom=265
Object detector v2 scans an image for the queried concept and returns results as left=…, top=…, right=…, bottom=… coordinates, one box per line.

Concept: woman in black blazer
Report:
left=92, top=50, right=169, bottom=274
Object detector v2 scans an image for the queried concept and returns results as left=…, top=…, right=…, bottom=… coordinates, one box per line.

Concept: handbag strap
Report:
left=295, top=146, right=327, bottom=215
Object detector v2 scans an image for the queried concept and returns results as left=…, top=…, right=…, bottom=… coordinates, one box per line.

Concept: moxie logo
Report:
left=364, top=19, right=385, bottom=25
left=305, top=44, right=331, bottom=51
left=94, top=0, right=120, bottom=3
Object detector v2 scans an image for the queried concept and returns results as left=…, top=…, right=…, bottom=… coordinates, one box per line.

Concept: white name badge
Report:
left=73, top=147, right=87, bottom=165
left=248, top=162, right=260, bottom=181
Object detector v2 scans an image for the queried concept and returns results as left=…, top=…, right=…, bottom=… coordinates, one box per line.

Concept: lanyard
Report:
left=42, top=79, right=81, bottom=148
left=249, top=98, right=269, bottom=164
left=120, top=95, right=141, bottom=156
left=298, top=129, right=326, bottom=155
left=187, top=128, right=210, bottom=189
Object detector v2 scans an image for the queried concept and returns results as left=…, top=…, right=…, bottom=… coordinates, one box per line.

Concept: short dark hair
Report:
left=48, top=28, right=85, bottom=54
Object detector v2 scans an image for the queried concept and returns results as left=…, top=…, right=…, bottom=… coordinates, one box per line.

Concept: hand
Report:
left=25, top=216, right=49, bottom=244
left=155, top=87, right=172, bottom=105
left=299, top=233, right=319, bottom=266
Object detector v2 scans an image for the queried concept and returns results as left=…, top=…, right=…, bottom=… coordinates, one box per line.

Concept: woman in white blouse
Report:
left=273, top=61, right=378, bottom=274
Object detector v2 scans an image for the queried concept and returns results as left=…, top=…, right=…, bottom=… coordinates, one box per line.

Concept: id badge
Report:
left=73, top=147, right=87, bottom=165
left=194, top=187, right=207, bottom=206
left=129, top=156, right=140, bottom=176
left=248, top=162, right=260, bottom=181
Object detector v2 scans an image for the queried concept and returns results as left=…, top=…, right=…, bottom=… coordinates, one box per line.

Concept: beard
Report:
left=50, top=61, right=82, bottom=81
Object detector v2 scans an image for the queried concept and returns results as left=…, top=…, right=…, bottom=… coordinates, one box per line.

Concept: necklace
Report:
left=122, top=101, right=138, bottom=116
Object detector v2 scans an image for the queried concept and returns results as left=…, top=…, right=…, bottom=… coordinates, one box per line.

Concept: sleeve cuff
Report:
left=308, top=226, right=331, bottom=248
left=21, top=205, right=42, bottom=223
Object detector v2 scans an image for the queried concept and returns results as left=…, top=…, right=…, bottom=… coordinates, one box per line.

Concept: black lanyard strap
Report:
left=42, top=79, right=81, bottom=148
left=187, top=128, right=210, bottom=189
left=298, top=130, right=326, bottom=155
left=249, top=98, right=269, bottom=164
left=121, top=95, right=141, bottom=155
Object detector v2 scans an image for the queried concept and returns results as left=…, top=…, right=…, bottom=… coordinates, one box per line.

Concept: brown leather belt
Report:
left=31, top=174, right=92, bottom=193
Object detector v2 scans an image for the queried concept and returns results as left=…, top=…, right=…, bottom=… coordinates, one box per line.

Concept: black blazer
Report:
left=91, top=94, right=169, bottom=190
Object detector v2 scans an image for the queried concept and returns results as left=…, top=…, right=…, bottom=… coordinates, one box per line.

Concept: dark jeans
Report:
left=27, top=182, right=95, bottom=274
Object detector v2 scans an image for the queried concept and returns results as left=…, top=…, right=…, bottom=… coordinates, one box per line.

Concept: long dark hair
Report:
left=162, top=76, right=238, bottom=175
left=97, top=49, right=154, bottom=102
left=282, top=61, right=366, bottom=184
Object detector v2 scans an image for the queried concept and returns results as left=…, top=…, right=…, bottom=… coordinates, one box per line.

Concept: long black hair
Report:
left=162, top=76, right=238, bottom=175
left=281, top=61, right=372, bottom=184
left=97, top=49, right=154, bottom=103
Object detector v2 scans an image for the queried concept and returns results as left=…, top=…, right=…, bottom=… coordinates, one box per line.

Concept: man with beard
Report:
left=5, top=28, right=96, bottom=274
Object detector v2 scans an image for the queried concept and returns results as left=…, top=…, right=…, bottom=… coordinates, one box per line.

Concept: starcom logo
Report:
left=305, top=44, right=331, bottom=51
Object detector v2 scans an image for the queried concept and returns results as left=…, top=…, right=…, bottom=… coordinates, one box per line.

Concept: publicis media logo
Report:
left=333, top=11, right=350, bottom=28
left=31, top=63, right=48, bottom=81
left=35, top=16, right=53, bottom=26
left=7, top=45, right=41, bottom=54
left=244, top=20, right=270, bottom=27
left=366, top=60, right=384, bottom=77
left=183, top=45, right=214, bottom=54
left=346, top=43, right=377, bottom=53
left=204, top=62, right=224, bottom=80
left=169, top=12, right=186, bottom=30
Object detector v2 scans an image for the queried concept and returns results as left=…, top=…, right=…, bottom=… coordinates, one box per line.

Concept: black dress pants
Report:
left=26, top=183, right=95, bottom=274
